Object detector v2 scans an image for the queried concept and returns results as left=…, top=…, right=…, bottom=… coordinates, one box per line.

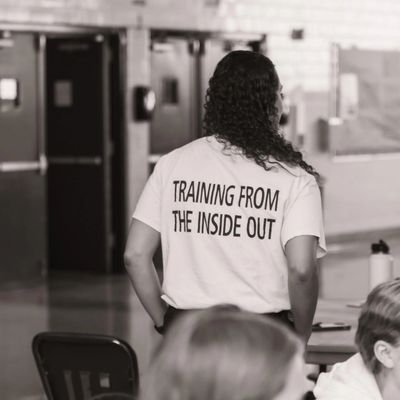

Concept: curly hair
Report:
left=203, top=50, right=319, bottom=179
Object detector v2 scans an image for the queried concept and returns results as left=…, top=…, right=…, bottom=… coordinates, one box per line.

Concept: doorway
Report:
left=45, top=32, right=126, bottom=273
left=0, top=31, right=47, bottom=287
left=149, top=31, right=266, bottom=159
left=0, top=29, right=127, bottom=288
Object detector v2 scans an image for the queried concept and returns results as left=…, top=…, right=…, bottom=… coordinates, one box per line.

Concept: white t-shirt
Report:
left=314, top=353, right=382, bottom=400
left=133, top=136, right=326, bottom=313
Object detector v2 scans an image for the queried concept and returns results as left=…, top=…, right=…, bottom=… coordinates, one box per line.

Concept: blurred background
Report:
left=1, top=0, right=400, bottom=398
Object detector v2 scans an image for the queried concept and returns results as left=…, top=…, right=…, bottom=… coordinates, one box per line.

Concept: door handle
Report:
left=0, top=154, right=48, bottom=174
left=47, top=156, right=102, bottom=166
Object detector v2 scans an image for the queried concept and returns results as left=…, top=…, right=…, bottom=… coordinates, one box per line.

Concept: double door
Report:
left=46, top=35, right=118, bottom=273
left=149, top=33, right=265, bottom=157
left=0, top=33, right=47, bottom=286
left=0, top=31, right=124, bottom=287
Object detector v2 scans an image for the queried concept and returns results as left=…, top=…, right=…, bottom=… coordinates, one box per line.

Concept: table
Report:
left=306, top=299, right=361, bottom=371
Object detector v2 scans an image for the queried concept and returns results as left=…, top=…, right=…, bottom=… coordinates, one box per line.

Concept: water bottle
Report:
left=369, top=239, right=394, bottom=291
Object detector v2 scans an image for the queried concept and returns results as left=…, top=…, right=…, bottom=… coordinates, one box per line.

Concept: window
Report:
left=162, top=78, right=179, bottom=105
left=0, top=78, right=19, bottom=111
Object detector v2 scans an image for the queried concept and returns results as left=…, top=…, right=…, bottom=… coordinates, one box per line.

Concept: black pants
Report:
left=161, top=305, right=295, bottom=334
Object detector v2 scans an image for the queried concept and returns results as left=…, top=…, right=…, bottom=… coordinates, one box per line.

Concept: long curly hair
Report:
left=203, top=50, right=319, bottom=179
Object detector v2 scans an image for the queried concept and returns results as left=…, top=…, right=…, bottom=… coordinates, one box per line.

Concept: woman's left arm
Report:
left=285, top=235, right=319, bottom=342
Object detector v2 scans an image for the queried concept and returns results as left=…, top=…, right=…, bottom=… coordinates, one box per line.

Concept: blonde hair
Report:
left=141, top=306, right=302, bottom=400
left=356, top=279, right=400, bottom=374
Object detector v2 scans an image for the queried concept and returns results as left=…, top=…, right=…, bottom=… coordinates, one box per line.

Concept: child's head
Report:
left=142, top=306, right=307, bottom=400
left=356, top=279, right=400, bottom=376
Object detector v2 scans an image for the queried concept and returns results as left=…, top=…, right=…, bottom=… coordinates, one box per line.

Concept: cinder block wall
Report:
left=1, top=0, right=400, bottom=237
left=3, top=0, right=400, bottom=91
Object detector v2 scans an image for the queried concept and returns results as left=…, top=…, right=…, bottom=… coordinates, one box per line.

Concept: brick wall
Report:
left=2, top=0, right=400, bottom=98
left=2, top=0, right=400, bottom=94
left=146, top=0, right=400, bottom=92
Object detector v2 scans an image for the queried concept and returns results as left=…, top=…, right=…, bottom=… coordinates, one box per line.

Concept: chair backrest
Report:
left=32, top=332, right=139, bottom=400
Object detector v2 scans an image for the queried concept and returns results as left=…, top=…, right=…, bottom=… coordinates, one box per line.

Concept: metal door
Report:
left=150, top=34, right=265, bottom=157
left=150, top=37, right=197, bottom=155
left=46, top=35, right=113, bottom=273
left=0, top=32, right=47, bottom=287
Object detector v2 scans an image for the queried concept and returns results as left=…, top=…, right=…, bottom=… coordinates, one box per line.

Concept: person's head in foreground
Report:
left=357, top=279, right=400, bottom=398
left=203, top=50, right=318, bottom=178
left=314, top=279, right=400, bottom=400
left=141, top=306, right=309, bottom=400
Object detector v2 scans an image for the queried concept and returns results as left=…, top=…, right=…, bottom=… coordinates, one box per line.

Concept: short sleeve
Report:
left=281, top=175, right=327, bottom=258
left=132, top=162, right=162, bottom=232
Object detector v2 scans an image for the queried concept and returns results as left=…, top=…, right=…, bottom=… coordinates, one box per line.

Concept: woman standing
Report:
left=124, top=50, right=326, bottom=341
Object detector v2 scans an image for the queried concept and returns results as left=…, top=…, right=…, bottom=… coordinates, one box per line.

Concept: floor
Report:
left=0, top=272, right=160, bottom=400
left=1, top=231, right=400, bottom=400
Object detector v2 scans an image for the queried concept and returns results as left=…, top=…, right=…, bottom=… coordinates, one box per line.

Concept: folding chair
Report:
left=32, top=332, right=139, bottom=400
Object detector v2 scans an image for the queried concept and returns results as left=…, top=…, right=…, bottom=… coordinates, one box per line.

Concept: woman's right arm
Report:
left=281, top=174, right=326, bottom=342
left=124, top=218, right=167, bottom=327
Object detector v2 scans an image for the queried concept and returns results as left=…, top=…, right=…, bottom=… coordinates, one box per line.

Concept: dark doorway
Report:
left=0, top=32, right=47, bottom=287
left=46, top=32, right=126, bottom=273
